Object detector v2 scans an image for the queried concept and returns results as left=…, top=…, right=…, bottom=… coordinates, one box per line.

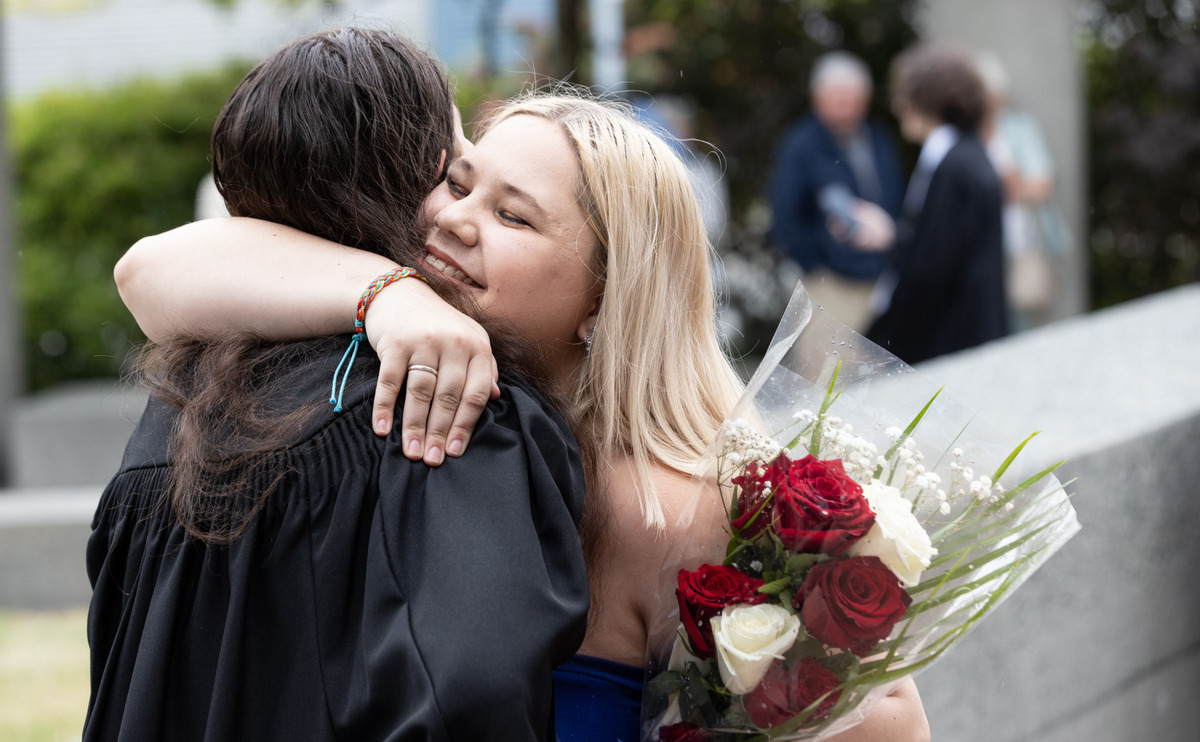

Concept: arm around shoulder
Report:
left=118, top=217, right=500, bottom=465
left=115, top=217, right=397, bottom=342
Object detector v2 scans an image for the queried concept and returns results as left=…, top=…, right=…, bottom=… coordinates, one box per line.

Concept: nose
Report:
left=433, top=193, right=479, bottom=248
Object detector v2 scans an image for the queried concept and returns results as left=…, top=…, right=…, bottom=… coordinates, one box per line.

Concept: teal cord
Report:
left=330, top=321, right=365, bottom=412
left=330, top=267, right=426, bottom=414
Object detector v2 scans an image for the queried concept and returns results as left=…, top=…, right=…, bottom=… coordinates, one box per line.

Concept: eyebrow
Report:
left=453, top=158, right=551, bottom=224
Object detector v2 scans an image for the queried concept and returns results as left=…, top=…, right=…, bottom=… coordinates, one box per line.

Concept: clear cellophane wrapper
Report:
left=642, top=284, right=1080, bottom=741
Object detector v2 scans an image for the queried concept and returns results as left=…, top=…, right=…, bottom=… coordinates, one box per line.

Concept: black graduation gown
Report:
left=84, top=339, right=589, bottom=742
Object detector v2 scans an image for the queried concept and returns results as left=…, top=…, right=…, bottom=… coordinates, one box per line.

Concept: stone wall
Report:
left=7, top=381, right=146, bottom=489
left=0, top=489, right=95, bottom=609
left=913, top=285, right=1200, bottom=742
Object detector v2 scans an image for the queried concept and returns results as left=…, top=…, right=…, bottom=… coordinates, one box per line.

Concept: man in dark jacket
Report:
left=769, top=51, right=905, bottom=332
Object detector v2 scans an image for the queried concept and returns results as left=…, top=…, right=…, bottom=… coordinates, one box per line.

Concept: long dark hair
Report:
left=211, top=27, right=452, bottom=260
left=140, top=27, right=456, bottom=543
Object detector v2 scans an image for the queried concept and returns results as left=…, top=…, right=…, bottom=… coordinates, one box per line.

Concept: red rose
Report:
left=731, top=458, right=786, bottom=537
left=676, top=564, right=767, bottom=659
left=744, top=658, right=842, bottom=729
left=796, top=556, right=912, bottom=657
left=657, top=722, right=712, bottom=741
left=770, top=455, right=874, bottom=555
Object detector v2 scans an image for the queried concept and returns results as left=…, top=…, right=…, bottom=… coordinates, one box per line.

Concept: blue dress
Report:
left=554, top=655, right=644, bottom=742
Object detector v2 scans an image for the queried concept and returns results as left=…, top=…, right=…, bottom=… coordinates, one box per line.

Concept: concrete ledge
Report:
left=918, top=413, right=1200, bottom=742
left=0, top=487, right=101, bottom=609
left=911, top=284, right=1200, bottom=742
left=0, top=487, right=102, bottom=526
left=1042, top=647, right=1200, bottom=742
left=917, top=284, right=1200, bottom=467
left=7, top=381, right=146, bottom=489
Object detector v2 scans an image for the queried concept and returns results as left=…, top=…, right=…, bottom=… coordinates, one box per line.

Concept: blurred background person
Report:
left=866, top=44, right=1006, bottom=364
left=977, top=51, right=1072, bottom=332
left=768, top=51, right=904, bottom=332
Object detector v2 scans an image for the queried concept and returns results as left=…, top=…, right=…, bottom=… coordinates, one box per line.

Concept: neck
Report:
left=547, top=349, right=586, bottom=396
left=826, top=121, right=862, bottom=142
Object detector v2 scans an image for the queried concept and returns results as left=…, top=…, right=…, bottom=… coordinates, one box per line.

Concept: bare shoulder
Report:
left=581, top=455, right=731, bottom=665
left=609, top=456, right=728, bottom=608
left=603, top=456, right=724, bottom=557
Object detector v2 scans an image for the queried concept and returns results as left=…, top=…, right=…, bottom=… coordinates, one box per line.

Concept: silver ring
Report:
left=408, top=364, right=439, bottom=378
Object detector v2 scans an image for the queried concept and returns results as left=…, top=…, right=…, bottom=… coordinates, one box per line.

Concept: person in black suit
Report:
left=866, top=45, right=1007, bottom=364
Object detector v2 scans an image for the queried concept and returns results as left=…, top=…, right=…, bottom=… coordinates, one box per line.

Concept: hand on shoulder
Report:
left=362, top=277, right=499, bottom=465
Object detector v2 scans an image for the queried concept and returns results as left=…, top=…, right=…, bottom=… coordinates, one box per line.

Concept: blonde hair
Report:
left=482, top=90, right=745, bottom=528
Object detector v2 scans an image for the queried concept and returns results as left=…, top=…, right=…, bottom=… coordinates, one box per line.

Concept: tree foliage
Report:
left=1079, top=0, right=1200, bottom=309
left=620, top=0, right=919, bottom=351
left=625, top=0, right=919, bottom=216
left=12, top=64, right=251, bottom=390
left=623, top=0, right=1199, bottom=315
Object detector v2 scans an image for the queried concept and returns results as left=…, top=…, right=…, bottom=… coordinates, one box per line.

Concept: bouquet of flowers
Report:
left=643, top=285, right=1079, bottom=741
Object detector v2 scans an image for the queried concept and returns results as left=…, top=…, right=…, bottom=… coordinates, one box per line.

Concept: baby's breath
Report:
left=800, top=414, right=880, bottom=483
left=721, top=419, right=783, bottom=471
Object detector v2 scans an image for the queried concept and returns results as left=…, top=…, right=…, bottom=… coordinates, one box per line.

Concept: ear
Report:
left=576, top=294, right=603, bottom=345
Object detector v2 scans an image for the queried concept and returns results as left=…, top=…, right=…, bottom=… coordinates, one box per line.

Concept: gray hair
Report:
left=975, top=51, right=1010, bottom=98
left=809, top=51, right=873, bottom=94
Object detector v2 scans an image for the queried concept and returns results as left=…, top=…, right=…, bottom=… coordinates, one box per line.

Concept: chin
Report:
left=424, top=269, right=482, bottom=315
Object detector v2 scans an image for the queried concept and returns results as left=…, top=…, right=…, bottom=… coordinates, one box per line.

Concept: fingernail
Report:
left=376, top=418, right=390, bottom=434
left=447, top=439, right=463, bottom=457
left=407, top=439, right=421, bottom=457
left=427, top=446, right=443, bottom=465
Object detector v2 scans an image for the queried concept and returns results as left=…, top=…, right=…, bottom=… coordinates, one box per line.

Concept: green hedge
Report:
left=11, top=63, right=251, bottom=391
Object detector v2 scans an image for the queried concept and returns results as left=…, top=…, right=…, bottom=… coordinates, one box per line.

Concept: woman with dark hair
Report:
left=866, top=44, right=1007, bottom=364
left=84, top=27, right=589, bottom=742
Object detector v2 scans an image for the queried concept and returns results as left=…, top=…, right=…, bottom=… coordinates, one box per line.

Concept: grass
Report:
left=0, top=608, right=89, bottom=742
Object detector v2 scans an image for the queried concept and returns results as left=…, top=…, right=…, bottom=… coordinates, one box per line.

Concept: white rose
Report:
left=848, top=480, right=937, bottom=587
left=711, top=603, right=801, bottom=694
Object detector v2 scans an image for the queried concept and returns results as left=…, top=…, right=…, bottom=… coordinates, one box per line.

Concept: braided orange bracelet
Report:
left=330, top=267, right=428, bottom=412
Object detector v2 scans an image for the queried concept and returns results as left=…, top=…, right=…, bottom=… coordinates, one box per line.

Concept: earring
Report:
left=584, top=324, right=596, bottom=352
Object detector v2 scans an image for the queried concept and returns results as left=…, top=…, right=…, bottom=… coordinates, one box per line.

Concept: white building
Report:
left=4, top=0, right=555, bottom=101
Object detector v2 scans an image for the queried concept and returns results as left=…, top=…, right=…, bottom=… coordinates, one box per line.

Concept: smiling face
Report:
left=419, top=114, right=602, bottom=383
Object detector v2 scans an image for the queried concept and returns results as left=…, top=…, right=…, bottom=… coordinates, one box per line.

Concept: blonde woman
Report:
left=118, top=91, right=928, bottom=742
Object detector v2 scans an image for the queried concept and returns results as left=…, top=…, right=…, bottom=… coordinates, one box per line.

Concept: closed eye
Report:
left=446, top=176, right=468, bottom=197
left=499, top=210, right=530, bottom=227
